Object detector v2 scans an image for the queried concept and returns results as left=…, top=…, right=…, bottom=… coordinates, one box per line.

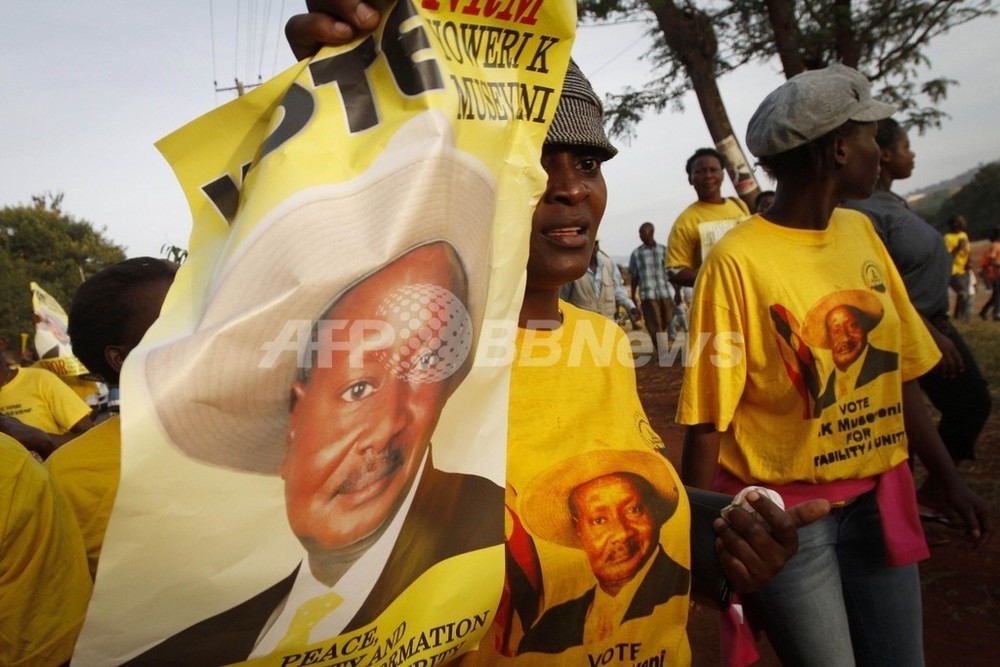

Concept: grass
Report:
left=955, top=316, right=1000, bottom=400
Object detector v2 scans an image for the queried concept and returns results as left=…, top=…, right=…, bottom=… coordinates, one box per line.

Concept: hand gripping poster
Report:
left=75, top=2, right=575, bottom=665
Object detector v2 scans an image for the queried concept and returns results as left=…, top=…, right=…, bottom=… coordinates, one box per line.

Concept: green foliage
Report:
left=580, top=0, right=997, bottom=139
left=910, top=188, right=952, bottom=222
left=160, top=243, right=189, bottom=265
left=930, top=161, right=1000, bottom=238
left=0, top=195, right=126, bottom=347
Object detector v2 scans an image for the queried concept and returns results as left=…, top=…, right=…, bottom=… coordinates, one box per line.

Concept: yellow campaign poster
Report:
left=29, top=281, right=106, bottom=408
left=75, top=1, right=575, bottom=665
left=29, top=281, right=87, bottom=376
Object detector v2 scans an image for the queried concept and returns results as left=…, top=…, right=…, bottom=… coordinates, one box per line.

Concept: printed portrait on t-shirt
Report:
left=503, top=447, right=690, bottom=655
left=770, top=289, right=899, bottom=420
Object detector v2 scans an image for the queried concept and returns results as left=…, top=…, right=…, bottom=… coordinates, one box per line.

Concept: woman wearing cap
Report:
left=842, top=118, right=991, bottom=489
left=679, top=63, right=991, bottom=666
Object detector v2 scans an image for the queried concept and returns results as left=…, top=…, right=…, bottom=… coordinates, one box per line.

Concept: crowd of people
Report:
left=1, top=3, right=994, bottom=667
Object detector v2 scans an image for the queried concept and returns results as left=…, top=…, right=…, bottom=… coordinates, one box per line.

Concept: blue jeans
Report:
left=746, top=490, right=924, bottom=666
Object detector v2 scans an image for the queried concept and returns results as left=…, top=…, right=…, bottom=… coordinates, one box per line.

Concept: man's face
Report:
left=689, top=155, right=724, bottom=202
left=840, top=122, right=882, bottom=201
left=826, top=305, right=867, bottom=370
left=639, top=224, right=654, bottom=246
left=882, top=131, right=914, bottom=182
left=118, top=276, right=176, bottom=359
left=526, top=145, right=608, bottom=291
left=282, top=244, right=466, bottom=552
left=571, top=473, right=659, bottom=594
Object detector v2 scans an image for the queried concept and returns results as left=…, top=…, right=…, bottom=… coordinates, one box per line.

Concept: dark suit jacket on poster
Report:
left=125, top=461, right=504, bottom=666
left=815, top=345, right=899, bottom=417
left=517, top=546, right=690, bottom=655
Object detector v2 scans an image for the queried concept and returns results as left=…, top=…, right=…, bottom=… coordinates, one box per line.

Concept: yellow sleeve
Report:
left=1, top=435, right=92, bottom=666
left=42, top=371, right=92, bottom=433
left=676, top=255, right=747, bottom=430
left=666, top=212, right=699, bottom=269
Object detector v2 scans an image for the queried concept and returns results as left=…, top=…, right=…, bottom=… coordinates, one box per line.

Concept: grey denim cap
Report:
left=746, top=63, right=896, bottom=157
left=545, top=60, right=618, bottom=160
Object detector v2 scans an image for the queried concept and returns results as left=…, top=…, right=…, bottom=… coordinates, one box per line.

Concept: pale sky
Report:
left=2, top=3, right=998, bottom=263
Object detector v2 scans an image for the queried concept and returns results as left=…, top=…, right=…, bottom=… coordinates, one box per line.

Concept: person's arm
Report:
left=0, top=414, right=90, bottom=459
left=285, top=0, right=383, bottom=60
left=669, top=267, right=697, bottom=288
left=710, top=492, right=830, bottom=598
left=610, top=262, right=639, bottom=316
left=628, top=254, right=641, bottom=308
left=666, top=216, right=698, bottom=288
left=64, top=414, right=94, bottom=438
left=920, top=314, right=963, bottom=378
left=0, top=415, right=58, bottom=458
left=903, top=380, right=991, bottom=545
left=682, top=423, right=720, bottom=489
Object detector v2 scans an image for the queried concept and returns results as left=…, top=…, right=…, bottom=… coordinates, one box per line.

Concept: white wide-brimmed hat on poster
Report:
left=144, top=111, right=496, bottom=475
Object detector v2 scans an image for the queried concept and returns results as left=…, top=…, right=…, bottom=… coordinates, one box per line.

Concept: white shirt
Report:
left=250, top=451, right=428, bottom=656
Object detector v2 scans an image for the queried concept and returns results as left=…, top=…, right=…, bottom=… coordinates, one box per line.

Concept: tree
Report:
left=931, top=161, right=1000, bottom=238
left=724, top=0, right=996, bottom=133
left=580, top=1, right=996, bottom=179
left=581, top=0, right=763, bottom=206
left=0, top=195, right=126, bottom=349
left=160, top=243, right=189, bottom=265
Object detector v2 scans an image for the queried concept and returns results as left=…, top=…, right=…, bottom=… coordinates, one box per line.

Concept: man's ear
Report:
left=282, top=380, right=309, bottom=480
left=832, top=136, right=850, bottom=167
left=105, top=345, right=126, bottom=374
left=288, top=380, right=307, bottom=414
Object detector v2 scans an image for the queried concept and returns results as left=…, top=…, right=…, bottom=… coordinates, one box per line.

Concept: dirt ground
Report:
left=632, top=291, right=998, bottom=666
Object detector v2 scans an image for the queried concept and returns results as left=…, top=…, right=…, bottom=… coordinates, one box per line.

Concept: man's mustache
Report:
left=337, top=446, right=404, bottom=493
left=602, top=538, right=642, bottom=564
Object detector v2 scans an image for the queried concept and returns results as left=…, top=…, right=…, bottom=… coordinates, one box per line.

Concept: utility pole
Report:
left=215, top=77, right=261, bottom=97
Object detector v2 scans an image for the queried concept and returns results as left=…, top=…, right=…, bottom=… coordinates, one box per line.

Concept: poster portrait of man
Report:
left=128, top=117, right=505, bottom=664
left=514, top=448, right=690, bottom=655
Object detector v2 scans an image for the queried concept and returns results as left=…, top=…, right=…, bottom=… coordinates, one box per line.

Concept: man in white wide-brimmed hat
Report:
left=516, top=446, right=689, bottom=654
left=802, top=289, right=899, bottom=416
left=131, top=114, right=505, bottom=663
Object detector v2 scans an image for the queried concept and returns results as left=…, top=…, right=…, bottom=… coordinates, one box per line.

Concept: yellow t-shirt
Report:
left=666, top=198, right=750, bottom=273
left=0, top=433, right=92, bottom=666
left=0, top=366, right=92, bottom=434
left=943, top=230, right=970, bottom=275
left=677, top=210, right=940, bottom=485
left=46, top=415, right=121, bottom=579
left=460, top=303, right=692, bottom=666
left=60, top=374, right=107, bottom=410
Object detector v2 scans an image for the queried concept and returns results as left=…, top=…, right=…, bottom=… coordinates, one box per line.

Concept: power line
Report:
left=209, top=0, right=218, bottom=87
left=590, top=34, right=648, bottom=76
left=271, top=0, right=285, bottom=76
left=271, top=0, right=286, bottom=75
